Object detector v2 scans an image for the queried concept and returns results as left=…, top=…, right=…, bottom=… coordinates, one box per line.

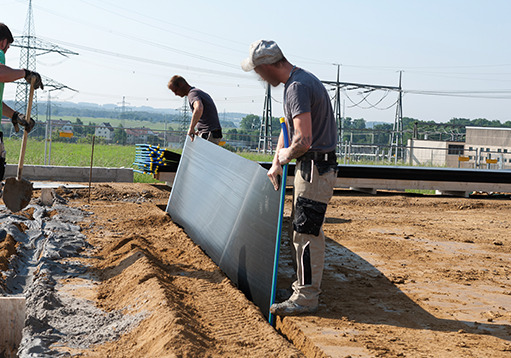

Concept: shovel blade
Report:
left=3, top=177, right=33, bottom=212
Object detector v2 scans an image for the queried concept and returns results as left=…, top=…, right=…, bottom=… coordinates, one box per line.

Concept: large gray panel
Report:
left=166, top=137, right=280, bottom=317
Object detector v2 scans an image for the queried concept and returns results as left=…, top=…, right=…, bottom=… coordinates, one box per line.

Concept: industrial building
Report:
left=406, top=126, right=511, bottom=169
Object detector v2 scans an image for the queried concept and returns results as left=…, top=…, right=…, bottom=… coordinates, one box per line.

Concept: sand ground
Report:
left=1, top=183, right=510, bottom=357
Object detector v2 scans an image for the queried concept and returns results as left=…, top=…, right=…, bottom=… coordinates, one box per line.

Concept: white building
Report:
left=464, top=126, right=511, bottom=169
left=61, top=124, right=73, bottom=133
left=95, top=122, right=114, bottom=141
left=406, top=126, right=511, bottom=169
left=406, top=139, right=465, bottom=168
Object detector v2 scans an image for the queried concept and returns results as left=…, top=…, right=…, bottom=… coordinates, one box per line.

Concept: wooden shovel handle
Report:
left=17, top=79, right=35, bottom=180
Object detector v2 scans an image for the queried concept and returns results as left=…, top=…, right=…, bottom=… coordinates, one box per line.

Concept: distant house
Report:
left=50, top=119, right=72, bottom=129
left=95, top=122, right=114, bottom=141
left=61, top=124, right=74, bottom=133
left=126, top=127, right=156, bottom=144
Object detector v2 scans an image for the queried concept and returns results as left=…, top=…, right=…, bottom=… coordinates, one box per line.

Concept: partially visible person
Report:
left=167, top=75, right=222, bottom=144
left=0, top=22, right=43, bottom=182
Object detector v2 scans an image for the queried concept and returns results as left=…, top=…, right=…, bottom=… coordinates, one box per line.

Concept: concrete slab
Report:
left=32, top=182, right=88, bottom=190
left=5, top=165, right=133, bottom=183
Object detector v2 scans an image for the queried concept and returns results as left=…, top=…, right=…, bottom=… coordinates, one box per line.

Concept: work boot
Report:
left=270, top=299, right=318, bottom=316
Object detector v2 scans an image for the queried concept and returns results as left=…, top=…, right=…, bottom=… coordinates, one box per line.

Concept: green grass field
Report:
left=4, top=138, right=422, bottom=184
left=2, top=139, right=276, bottom=183
left=4, top=138, right=159, bottom=183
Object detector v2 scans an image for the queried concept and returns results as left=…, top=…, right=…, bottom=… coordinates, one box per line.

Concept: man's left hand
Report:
left=12, top=111, right=35, bottom=133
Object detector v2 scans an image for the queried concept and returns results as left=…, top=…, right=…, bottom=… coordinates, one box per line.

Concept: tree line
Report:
left=228, top=114, right=511, bottom=145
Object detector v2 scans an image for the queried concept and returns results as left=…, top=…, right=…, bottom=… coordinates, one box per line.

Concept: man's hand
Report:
left=267, top=160, right=283, bottom=191
left=278, top=148, right=292, bottom=165
left=187, top=128, right=197, bottom=141
left=24, top=69, right=44, bottom=90
left=12, top=111, right=35, bottom=133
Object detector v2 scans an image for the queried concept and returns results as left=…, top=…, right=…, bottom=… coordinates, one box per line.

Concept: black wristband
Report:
left=12, top=111, right=20, bottom=121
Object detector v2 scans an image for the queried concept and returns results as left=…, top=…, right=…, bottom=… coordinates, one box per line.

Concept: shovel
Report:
left=3, top=80, right=35, bottom=212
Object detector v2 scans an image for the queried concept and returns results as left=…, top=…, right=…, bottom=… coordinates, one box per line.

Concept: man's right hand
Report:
left=24, top=69, right=44, bottom=90
left=267, top=161, right=283, bottom=191
left=187, top=128, right=197, bottom=142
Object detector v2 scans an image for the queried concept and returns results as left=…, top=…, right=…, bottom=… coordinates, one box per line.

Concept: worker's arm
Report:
left=267, top=113, right=312, bottom=190
left=267, top=130, right=285, bottom=190
left=188, top=100, right=203, bottom=141
left=2, top=102, right=14, bottom=118
left=0, top=65, right=43, bottom=89
left=278, top=112, right=312, bottom=164
left=0, top=64, right=25, bottom=83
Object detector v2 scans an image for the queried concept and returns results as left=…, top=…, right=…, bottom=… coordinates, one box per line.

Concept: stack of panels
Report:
left=166, top=137, right=280, bottom=318
left=133, top=144, right=181, bottom=175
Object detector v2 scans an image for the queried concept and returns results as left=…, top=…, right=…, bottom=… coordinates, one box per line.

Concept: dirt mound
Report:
left=71, top=186, right=302, bottom=357
left=0, top=233, right=19, bottom=272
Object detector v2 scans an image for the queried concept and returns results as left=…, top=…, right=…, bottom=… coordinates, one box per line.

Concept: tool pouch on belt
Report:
left=298, top=151, right=338, bottom=182
left=0, top=132, right=6, bottom=181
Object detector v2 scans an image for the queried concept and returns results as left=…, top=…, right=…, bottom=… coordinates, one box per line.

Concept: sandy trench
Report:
left=0, top=183, right=510, bottom=357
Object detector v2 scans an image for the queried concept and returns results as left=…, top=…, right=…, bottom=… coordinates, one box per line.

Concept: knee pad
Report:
left=293, top=196, right=327, bottom=236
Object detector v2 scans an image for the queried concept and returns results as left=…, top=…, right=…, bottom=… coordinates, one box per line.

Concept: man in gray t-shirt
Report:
left=168, top=75, right=222, bottom=144
left=284, top=68, right=337, bottom=153
left=242, top=40, right=338, bottom=317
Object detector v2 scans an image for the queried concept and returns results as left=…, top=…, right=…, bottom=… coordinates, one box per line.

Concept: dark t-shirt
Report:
left=188, top=88, right=221, bottom=132
left=284, top=68, right=337, bottom=153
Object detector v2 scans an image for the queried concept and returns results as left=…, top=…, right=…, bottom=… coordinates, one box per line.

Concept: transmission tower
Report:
left=42, top=78, right=77, bottom=164
left=12, top=0, right=78, bottom=120
left=332, top=64, right=343, bottom=155
left=117, top=96, right=131, bottom=126
left=388, top=71, right=404, bottom=164
left=258, top=83, right=272, bottom=153
left=179, top=97, right=190, bottom=146
left=322, top=74, right=403, bottom=163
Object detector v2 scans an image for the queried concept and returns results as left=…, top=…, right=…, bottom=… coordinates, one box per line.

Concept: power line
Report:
left=11, top=0, right=77, bottom=121
left=75, top=0, right=247, bottom=55
left=404, top=89, right=511, bottom=99
left=31, top=1, right=241, bottom=70
left=40, top=35, right=248, bottom=79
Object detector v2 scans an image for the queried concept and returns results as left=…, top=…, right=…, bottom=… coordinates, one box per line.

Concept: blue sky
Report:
left=2, top=0, right=511, bottom=123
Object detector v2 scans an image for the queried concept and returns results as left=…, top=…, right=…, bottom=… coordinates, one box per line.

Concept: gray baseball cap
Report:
left=241, top=40, right=284, bottom=72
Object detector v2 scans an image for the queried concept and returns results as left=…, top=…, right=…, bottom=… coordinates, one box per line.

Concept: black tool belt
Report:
left=297, top=150, right=337, bottom=164
left=200, top=128, right=222, bottom=139
left=297, top=150, right=338, bottom=181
